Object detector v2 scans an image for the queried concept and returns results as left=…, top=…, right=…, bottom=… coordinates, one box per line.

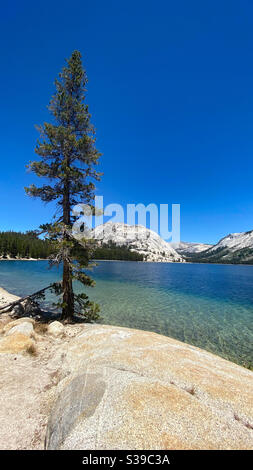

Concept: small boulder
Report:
left=48, top=321, right=65, bottom=338
left=6, top=321, right=34, bottom=338
left=2, top=317, right=35, bottom=335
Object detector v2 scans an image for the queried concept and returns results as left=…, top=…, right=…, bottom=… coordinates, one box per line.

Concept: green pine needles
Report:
left=25, top=51, right=102, bottom=322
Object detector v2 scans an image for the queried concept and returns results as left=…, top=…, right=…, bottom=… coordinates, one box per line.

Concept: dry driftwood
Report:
left=0, top=285, right=52, bottom=314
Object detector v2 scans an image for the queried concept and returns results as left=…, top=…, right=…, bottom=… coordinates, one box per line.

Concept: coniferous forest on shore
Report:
left=0, top=231, right=143, bottom=261
left=1, top=230, right=253, bottom=264
left=0, top=231, right=53, bottom=259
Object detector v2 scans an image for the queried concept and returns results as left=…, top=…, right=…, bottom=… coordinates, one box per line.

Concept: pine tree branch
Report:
left=0, top=285, right=56, bottom=314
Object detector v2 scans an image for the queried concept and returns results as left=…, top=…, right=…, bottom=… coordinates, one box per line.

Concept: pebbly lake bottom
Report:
left=0, top=260, right=252, bottom=367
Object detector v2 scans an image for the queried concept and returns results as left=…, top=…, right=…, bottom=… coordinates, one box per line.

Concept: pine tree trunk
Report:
left=61, top=166, right=74, bottom=321
left=62, top=260, right=74, bottom=321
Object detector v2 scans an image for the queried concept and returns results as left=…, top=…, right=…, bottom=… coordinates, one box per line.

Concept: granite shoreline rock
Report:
left=44, top=325, right=253, bottom=450
left=47, top=321, right=65, bottom=338
left=0, top=287, right=252, bottom=450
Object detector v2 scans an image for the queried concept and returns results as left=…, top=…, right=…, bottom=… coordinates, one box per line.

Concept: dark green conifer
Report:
left=25, top=51, right=101, bottom=322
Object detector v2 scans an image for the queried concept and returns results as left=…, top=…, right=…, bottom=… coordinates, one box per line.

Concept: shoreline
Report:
left=0, top=290, right=252, bottom=449
left=0, top=285, right=252, bottom=371
left=0, top=287, right=20, bottom=305
left=0, top=257, right=253, bottom=266
left=0, top=258, right=47, bottom=261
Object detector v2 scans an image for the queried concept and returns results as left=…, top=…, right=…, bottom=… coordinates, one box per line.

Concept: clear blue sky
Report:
left=1, top=0, right=253, bottom=244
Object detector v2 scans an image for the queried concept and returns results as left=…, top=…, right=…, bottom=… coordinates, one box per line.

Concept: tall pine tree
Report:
left=25, top=51, right=101, bottom=322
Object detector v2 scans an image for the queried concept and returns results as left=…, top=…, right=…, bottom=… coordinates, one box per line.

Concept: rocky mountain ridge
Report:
left=170, top=241, right=213, bottom=256
left=183, top=230, right=253, bottom=264
left=91, top=222, right=184, bottom=263
left=90, top=223, right=253, bottom=264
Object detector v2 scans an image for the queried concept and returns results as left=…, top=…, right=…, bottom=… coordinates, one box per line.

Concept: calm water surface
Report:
left=0, top=260, right=252, bottom=366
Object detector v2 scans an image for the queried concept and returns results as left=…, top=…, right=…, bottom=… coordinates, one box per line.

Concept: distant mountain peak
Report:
left=91, top=222, right=184, bottom=263
left=170, top=241, right=213, bottom=256
left=178, top=230, right=253, bottom=264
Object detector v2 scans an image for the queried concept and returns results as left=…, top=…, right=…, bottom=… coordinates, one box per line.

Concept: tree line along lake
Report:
left=0, top=260, right=252, bottom=368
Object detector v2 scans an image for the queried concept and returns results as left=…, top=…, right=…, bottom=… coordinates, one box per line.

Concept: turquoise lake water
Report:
left=0, top=260, right=252, bottom=366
